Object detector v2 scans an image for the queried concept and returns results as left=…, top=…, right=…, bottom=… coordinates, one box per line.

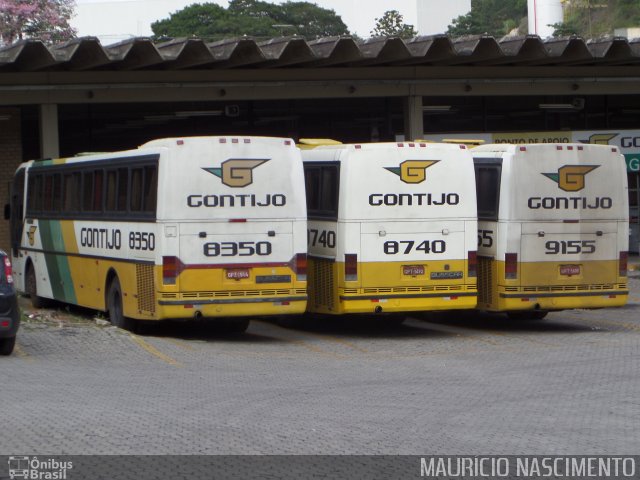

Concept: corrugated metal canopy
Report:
left=1, top=34, right=640, bottom=72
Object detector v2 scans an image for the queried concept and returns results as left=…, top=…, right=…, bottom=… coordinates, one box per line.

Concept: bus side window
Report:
left=143, top=165, right=157, bottom=213
left=43, top=175, right=53, bottom=214
left=92, top=169, right=104, bottom=212
left=105, top=170, right=117, bottom=212
left=52, top=174, right=62, bottom=213
left=117, top=168, right=128, bottom=212
left=303, top=163, right=339, bottom=219
left=82, top=171, right=95, bottom=212
left=28, top=174, right=43, bottom=215
left=130, top=167, right=143, bottom=212
left=474, top=163, right=501, bottom=221
left=63, top=172, right=80, bottom=213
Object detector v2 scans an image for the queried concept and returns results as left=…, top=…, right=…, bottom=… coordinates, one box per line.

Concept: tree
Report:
left=447, top=0, right=527, bottom=37
left=151, top=0, right=349, bottom=41
left=0, top=0, right=76, bottom=45
left=370, top=10, right=417, bottom=39
left=552, top=0, right=639, bottom=38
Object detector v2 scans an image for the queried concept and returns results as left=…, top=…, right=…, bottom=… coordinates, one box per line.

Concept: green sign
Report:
left=625, top=154, right=640, bottom=173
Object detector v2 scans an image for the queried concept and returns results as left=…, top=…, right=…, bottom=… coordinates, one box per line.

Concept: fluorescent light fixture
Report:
left=539, top=103, right=577, bottom=110
left=174, top=110, right=223, bottom=118
left=539, top=98, right=585, bottom=111
left=423, top=105, right=453, bottom=112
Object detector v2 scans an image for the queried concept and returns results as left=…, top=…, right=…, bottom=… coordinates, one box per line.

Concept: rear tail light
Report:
left=619, top=251, right=628, bottom=277
left=345, top=254, right=358, bottom=281
left=468, top=251, right=477, bottom=278
left=505, top=253, right=518, bottom=280
left=3, top=256, right=13, bottom=284
left=292, top=253, right=307, bottom=281
left=162, top=256, right=184, bottom=285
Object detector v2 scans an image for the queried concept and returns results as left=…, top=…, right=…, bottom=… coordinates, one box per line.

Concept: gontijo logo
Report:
left=385, top=160, right=439, bottom=184
left=542, top=165, right=599, bottom=192
left=579, top=133, right=617, bottom=145
left=203, top=158, right=269, bottom=188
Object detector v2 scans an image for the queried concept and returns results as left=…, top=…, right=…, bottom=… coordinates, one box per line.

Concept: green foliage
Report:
left=447, top=0, right=528, bottom=36
left=370, top=10, right=417, bottom=38
left=553, top=0, right=640, bottom=37
left=151, top=0, right=349, bottom=40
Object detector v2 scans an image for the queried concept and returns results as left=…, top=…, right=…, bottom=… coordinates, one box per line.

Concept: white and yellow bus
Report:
left=8, top=136, right=308, bottom=331
left=300, top=140, right=478, bottom=316
left=472, top=143, right=629, bottom=319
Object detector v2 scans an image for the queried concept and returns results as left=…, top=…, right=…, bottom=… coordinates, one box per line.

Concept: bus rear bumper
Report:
left=335, top=292, right=477, bottom=315
left=153, top=296, right=307, bottom=320
left=495, top=291, right=629, bottom=312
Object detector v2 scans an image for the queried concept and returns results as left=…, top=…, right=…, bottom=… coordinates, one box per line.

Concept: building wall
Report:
left=0, top=108, right=22, bottom=253
left=418, top=0, right=471, bottom=35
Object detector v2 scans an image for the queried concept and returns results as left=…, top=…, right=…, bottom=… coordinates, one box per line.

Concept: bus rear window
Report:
left=474, top=163, right=501, bottom=221
left=304, top=163, right=339, bottom=219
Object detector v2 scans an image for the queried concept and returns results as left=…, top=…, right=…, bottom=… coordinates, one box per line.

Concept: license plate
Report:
left=560, top=265, right=580, bottom=276
left=403, top=265, right=425, bottom=276
left=226, top=269, right=250, bottom=279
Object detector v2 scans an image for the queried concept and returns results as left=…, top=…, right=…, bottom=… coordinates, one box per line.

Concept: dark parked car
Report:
left=0, top=251, right=19, bottom=355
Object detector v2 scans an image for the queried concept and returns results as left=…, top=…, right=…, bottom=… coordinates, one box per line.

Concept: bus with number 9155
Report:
left=7, top=136, right=308, bottom=332
left=472, top=143, right=629, bottom=319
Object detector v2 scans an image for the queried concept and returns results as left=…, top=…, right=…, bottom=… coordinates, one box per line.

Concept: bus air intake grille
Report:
left=516, top=284, right=626, bottom=293
left=180, top=289, right=301, bottom=299
left=309, top=258, right=334, bottom=310
left=136, top=264, right=156, bottom=314
left=361, top=286, right=470, bottom=294
left=477, top=257, right=493, bottom=305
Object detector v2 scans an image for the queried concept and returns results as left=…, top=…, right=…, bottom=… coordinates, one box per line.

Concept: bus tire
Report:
left=507, top=311, right=548, bottom=321
left=218, top=318, right=250, bottom=334
left=107, top=278, right=134, bottom=331
left=0, top=336, right=16, bottom=356
left=26, top=264, right=49, bottom=309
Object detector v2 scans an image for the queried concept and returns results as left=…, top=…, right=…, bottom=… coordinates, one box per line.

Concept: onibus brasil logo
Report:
left=542, top=165, right=599, bottom=192
left=384, top=160, right=439, bottom=184
left=203, top=158, right=269, bottom=188
left=8, top=456, right=73, bottom=479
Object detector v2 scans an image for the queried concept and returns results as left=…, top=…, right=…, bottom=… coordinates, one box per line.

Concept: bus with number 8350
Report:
left=7, top=136, right=308, bottom=331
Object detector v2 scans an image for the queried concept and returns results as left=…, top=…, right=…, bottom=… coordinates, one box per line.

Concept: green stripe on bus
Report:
left=39, top=220, right=78, bottom=304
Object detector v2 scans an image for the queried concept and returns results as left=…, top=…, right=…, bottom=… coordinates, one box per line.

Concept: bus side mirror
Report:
left=4, top=204, right=10, bottom=220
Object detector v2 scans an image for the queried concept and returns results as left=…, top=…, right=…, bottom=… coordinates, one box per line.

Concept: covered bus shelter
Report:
left=1, top=33, right=640, bottom=251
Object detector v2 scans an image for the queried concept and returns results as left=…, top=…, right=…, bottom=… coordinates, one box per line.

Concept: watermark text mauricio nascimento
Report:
left=420, top=456, right=637, bottom=478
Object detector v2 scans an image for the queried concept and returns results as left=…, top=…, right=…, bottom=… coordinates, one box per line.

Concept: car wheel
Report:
left=26, top=265, right=49, bottom=309
left=107, top=278, right=134, bottom=331
left=0, top=336, right=16, bottom=356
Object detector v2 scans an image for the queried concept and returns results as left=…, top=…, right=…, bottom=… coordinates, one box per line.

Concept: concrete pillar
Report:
left=0, top=108, right=22, bottom=252
left=39, top=103, right=60, bottom=159
left=403, top=95, right=424, bottom=142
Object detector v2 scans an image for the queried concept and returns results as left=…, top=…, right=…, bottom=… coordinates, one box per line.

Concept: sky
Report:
left=72, top=0, right=422, bottom=41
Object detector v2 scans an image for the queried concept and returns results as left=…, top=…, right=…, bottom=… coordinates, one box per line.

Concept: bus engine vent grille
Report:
left=477, top=257, right=493, bottom=305
left=136, top=264, right=156, bottom=314
left=309, top=258, right=334, bottom=310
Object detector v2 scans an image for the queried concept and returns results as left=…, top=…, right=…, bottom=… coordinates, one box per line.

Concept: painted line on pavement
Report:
left=129, top=334, right=182, bottom=367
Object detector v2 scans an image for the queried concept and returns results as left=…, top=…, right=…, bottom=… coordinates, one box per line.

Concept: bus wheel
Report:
left=218, top=319, right=250, bottom=334
left=507, top=311, right=548, bottom=321
left=0, top=336, right=16, bottom=355
left=26, top=265, right=49, bottom=309
left=107, top=278, right=134, bottom=331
